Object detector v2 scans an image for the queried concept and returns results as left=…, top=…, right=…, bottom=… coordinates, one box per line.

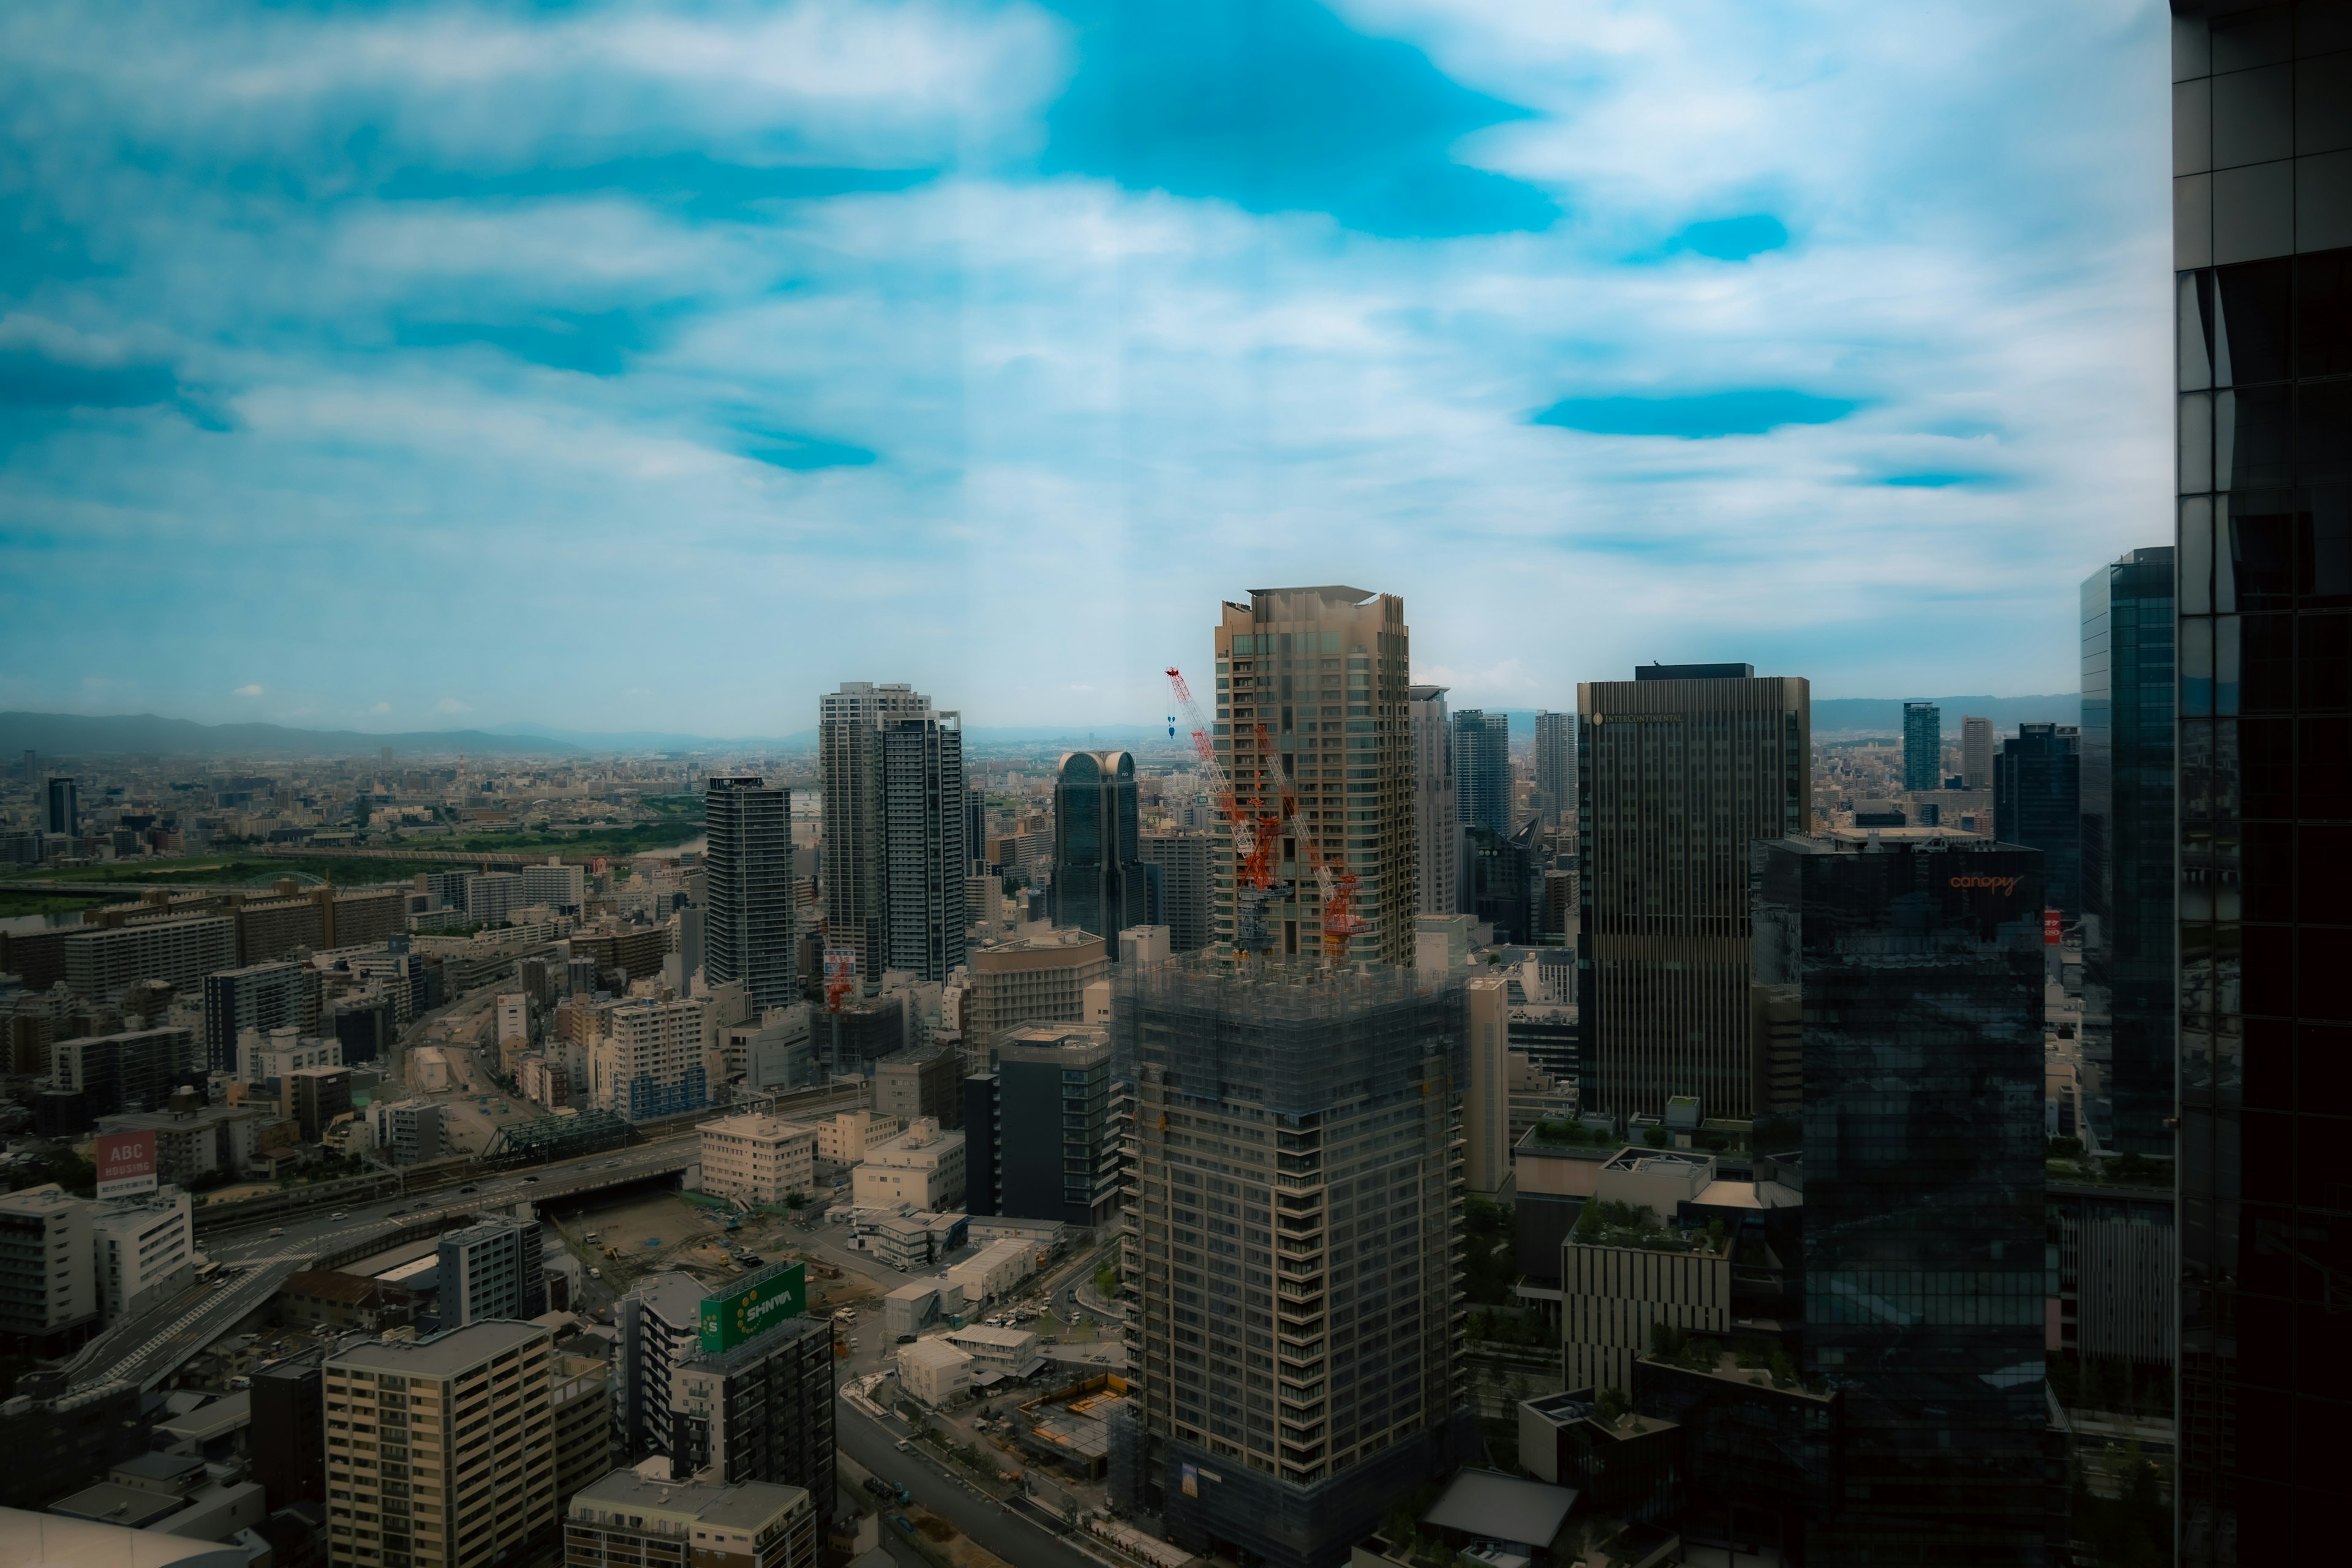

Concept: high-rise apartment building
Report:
left=91, top=1188, right=194, bottom=1324
left=57, top=1027, right=199, bottom=1121
left=1578, top=663, right=1811, bottom=1123
left=967, top=929, right=1109, bottom=1046
left=520, top=861, right=586, bottom=912
left=984, top=1025, right=1118, bottom=1227
left=2082, top=547, right=2178, bottom=1156
left=323, top=1321, right=600, bottom=1568
left=1533, top=709, right=1575, bottom=829
left=1961, top=714, right=1995, bottom=790
left=818, top=682, right=948, bottom=988
left=704, top=777, right=795, bottom=1012
left=46, top=775, right=79, bottom=837
left=668, top=1311, right=836, bottom=1511
left=203, top=962, right=321, bottom=1077
left=1451, top=708, right=1511, bottom=835
left=1121, top=962, right=1472, bottom=1568
left=1992, top=723, right=2082, bottom=919
left=1901, top=700, right=1942, bottom=791
left=1049, top=750, right=1153, bottom=947
left=1751, top=830, right=2048, bottom=1564
left=1140, top=831, right=1215, bottom=952
left=1212, top=586, right=1414, bottom=966
left=62, top=916, right=238, bottom=1003
left=883, top=712, right=967, bottom=981
left=2170, top=7, right=2351, bottom=1555
left=565, top=1471, right=816, bottom=1568
left=435, top=1214, right=548, bottom=1326
left=592, top=996, right=710, bottom=1120
left=1407, top=687, right=1458, bottom=916
left=0, top=1183, right=96, bottom=1346
left=251, top=1356, right=326, bottom=1512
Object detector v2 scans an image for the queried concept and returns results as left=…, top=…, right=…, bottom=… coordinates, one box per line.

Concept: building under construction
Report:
left=1117, top=959, right=1474, bottom=1568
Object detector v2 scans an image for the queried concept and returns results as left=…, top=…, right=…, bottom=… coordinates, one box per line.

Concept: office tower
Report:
left=46, top=775, right=78, bottom=837
left=1049, top=750, right=1153, bottom=946
left=668, top=1311, right=836, bottom=1511
left=1463, top=819, right=1538, bottom=944
left=1992, top=723, right=2082, bottom=919
left=985, top=1025, right=1117, bottom=1227
left=1751, top=830, right=2046, bottom=1564
left=435, top=1213, right=548, bottom=1325
left=1462, top=973, right=1509, bottom=1197
left=1213, top=586, right=1415, bottom=965
left=591, top=995, right=710, bottom=1119
left=883, top=712, right=967, bottom=981
left=0, top=1183, right=96, bottom=1346
left=1407, top=686, right=1458, bottom=916
left=1534, top=709, right=1575, bottom=828
left=2172, top=8, right=2352, bottom=1555
left=251, top=1357, right=326, bottom=1512
left=2081, top=547, right=2179, bottom=1156
left=704, top=776, right=795, bottom=1012
left=1121, top=962, right=1472, bottom=1568
left=967, top=928, right=1109, bottom=1046
left=1451, top=707, right=1511, bottom=834
left=203, top=962, right=320, bottom=1077
left=62, top=916, right=238, bottom=1002
left=323, top=1320, right=576, bottom=1568
left=565, top=1471, right=817, bottom=1568
left=1578, top=663, right=1811, bottom=1123
left=287, top=1065, right=353, bottom=1142
left=1901, top=700, right=1941, bottom=791
left=1140, top=831, right=1215, bottom=952
left=1961, top=714, right=1995, bottom=790
left=966, top=785, right=987, bottom=875
left=818, top=681, right=940, bottom=987
left=875, top=1046, right=961, bottom=1128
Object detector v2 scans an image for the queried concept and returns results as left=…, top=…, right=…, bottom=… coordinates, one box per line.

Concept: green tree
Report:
left=1642, top=1126, right=1670, bottom=1148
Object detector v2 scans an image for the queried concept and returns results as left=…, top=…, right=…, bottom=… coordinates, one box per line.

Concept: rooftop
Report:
left=568, top=1468, right=809, bottom=1533
left=326, top=1318, right=547, bottom=1377
left=283, top=1270, right=409, bottom=1306
left=1420, top=1469, right=1578, bottom=1551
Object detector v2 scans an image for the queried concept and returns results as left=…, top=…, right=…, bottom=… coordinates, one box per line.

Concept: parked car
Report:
left=329, top=1211, right=347, bottom=1219
left=522, top=1175, right=538, bottom=1183
left=896, top=1334, right=916, bottom=1344
left=459, top=1185, right=478, bottom=1193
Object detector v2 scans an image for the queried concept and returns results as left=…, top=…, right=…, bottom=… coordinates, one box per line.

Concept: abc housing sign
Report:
left=699, top=1261, right=808, bottom=1353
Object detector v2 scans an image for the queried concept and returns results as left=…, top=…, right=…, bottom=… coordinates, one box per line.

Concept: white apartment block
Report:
left=698, top=1114, right=818, bottom=1206
left=851, top=1119, right=965, bottom=1212
left=0, top=1183, right=96, bottom=1338
left=371, top=1098, right=448, bottom=1164
left=91, top=1187, right=194, bottom=1324
left=809, top=1110, right=903, bottom=1169
left=591, top=995, right=712, bottom=1120
left=521, top=862, right=586, bottom=910
left=495, top=993, right=529, bottom=1047
left=239, top=1027, right=342, bottom=1085
left=466, top=871, right=526, bottom=927
left=62, top=916, right=238, bottom=1001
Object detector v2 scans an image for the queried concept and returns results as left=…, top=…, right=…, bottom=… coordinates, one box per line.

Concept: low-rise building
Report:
left=565, top=1468, right=816, bottom=1568
left=96, top=1103, right=267, bottom=1186
left=90, top=1187, right=194, bottom=1324
left=274, top=1270, right=419, bottom=1333
left=806, top=1110, right=903, bottom=1172
left=942, top=1324, right=1038, bottom=1370
left=883, top=1280, right=965, bottom=1341
left=699, top=1114, right=818, bottom=1207
left=944, top=1236, right=1039, bottom=1305
left=859, top=1210, right=967, bottom=1273
left=1561, top=1150, right=1735, bottom=1398
left=516, top=1054, right=569, bottom=1109
left=850, top=1118, right=965, bottom=1212
left=369, top=1097, right=446, bottom=1164
left=896, top=1338, right=974, bottom=1407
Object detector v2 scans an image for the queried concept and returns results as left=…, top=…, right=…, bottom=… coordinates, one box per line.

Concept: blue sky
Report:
left=0, top=0, right=2171, bottom=735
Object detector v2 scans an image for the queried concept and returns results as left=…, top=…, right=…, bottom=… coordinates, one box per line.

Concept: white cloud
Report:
left=432, top=698, right=470, bottom=715
left=234, top=683, right=265, bottom=697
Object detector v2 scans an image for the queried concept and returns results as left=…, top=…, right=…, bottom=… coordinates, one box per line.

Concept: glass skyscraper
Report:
left=1751, top=831, right=2050, bottom=1566
left=2081, top=548, right=2177, bottom=1156
left=703, top=775, right=796, bottom=1012
left=1901, top=700, right=1941, bottom=792
left=1992, top=723, right=2082, bottom=919
left=1049, top=748, right=1152, bottom=949
left=2171, top=4, right=2352, bottom=1557
left=1451, top=707, right=1512, bottom=834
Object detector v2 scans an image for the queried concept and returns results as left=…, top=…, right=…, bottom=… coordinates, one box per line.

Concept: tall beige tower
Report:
left=1212, top=586, right=1413, bottom=967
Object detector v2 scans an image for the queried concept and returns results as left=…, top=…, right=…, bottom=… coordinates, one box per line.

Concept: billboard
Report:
left=699, top=1261, right=807, bottom=1353
left=94, top=1129, right=159, bottom=1199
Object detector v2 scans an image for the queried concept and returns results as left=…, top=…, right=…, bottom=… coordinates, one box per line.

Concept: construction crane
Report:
left=1166, top=668, right=1283, bottom=956
left=1253, top=722, right=1367, bottom=967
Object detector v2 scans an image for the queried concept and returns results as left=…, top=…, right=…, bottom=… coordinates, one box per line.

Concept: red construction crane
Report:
left=1167, top=668, right=1282, bottom=956
left=1254, top=723, right=1367, bottom=967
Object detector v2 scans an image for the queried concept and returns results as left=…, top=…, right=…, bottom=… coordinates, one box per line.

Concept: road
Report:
left=836, top=1401, right=1101, bottom=1568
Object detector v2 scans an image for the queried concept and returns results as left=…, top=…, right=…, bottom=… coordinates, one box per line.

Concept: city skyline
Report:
left=1, top=2, right=2169, bottom=732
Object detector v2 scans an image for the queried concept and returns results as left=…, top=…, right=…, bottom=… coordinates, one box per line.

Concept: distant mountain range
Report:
left=1, top=711, right=594, bottom=760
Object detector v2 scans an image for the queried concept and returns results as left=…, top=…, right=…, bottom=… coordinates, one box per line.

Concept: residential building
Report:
left=62, top=917, right=237, bottom=1003
left=818, top=681, right=941, bottom=989
left=435, top=1215, right=548, bottom=1326
left=1121, top=962, right=1473, bottom=1568
left=322, top=1320, right=570, bottom=1568
left=968, top=929, right=1109, bottom=1046
left=805, top=1110, right=903, bottom=1172
left=251, top=1357, right=326, bottom=1512
left=287, top=1065, right=352, bottom=1142
left=983, top=1025, right=1117, bottom=1229
left=2081, top=546, right=2177, bottom=1156
left=698, top=1114, right=818, bottom=1206
left=570, top=924, right=671, bottom=990
left=1452, top=708, right=1512, bottom=835
left=667, top=1312, right=835, bottom=1513
left=1578, top=662, right=1811, bottom=1123
left=1213, top=586, right=1415, bottom=965
left=875, top=1046, right=960, bottom=1129
left=56, top=1027, right=198, bottom=1122
left=203, top=962, right=321, bottom=1078
left=0, top=1182, right=96, bottom=1346
left=1050, top=750, right=1153, bottom=946
left=550, top=1352, right=612, bottom=1506
left=369, top=1098, right=446, bottom=1165
left=1462, top=974, right=1509, bottom=1198
left=1751, top=829, right=2046, bottom=1563
left=1901, top=700, right=1942, bottom=792
left=96, top=1103, right=266, bottom=1186
left=239, top=1027, right=341, bottom=1088
left=521, top=861, right=586, bottom=913
left=516, top=1055, right=568, bottom=1109
left=617, top=1272, right=706, bottom=1463
left=1140, top=831, right=1214, bottom=952
left=1534, top=709, right=1575, bottom=829
left=1961, top=714, right=1994, bottom=790
left=851, top=1119, right=965, bottom=1211
left=564, top=1470, right=815, bottom=1568
left=276, top=1271, right=419, bottom=1335
left=896, top=1338, right=974, bottom=1406
left=464, top=872, right=526, bottom=928
left=592, top=995, right=711, bottom=1120
left=2171, top=13, right=2352, bottom=1550
left=882, top=710, right=967, bottom=982
left=1992, top=722, right=2082, bottom=919
left=704, top=777, right=796, bottom=1013
left=233, top=892, right=327, bottom=965
left=1407, top=686, right=1458, bottom=917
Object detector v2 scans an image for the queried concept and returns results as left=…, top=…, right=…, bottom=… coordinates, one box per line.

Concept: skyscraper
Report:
left=1121, top=961, right=1472, bottom=1568
left=2171, top=7, right=2351, bottom=1555
left=1049, top=750, right=1152, bottom=948
left=45, top=776, right=78, bottom=838
left=1450, top=707, right=1510, bottom=835
left=1992, top=723, right=2081, bottom=919
left=2081, top=547, right=2177, bottom=1156
left=1578, top=662, right=1811, bottom=1123
left=202, top=960, right=320, bottom=1077
left=1407, top=686, right=1458, bottom=915
left=704, top=776, right=795, bottom=1012
left=1751, top=830, right=2048, bottom=1564
left=1140, top=831, right=1214, bottom=952
left=1901, top=700, right=1941, bottom=791
left=882, top=712, right=967, bottom=981
left=818, top=682, right=959, bottom=987
left=1534, top=709, right=1575, bottom=828
left=1961, top=714, right=1995, bottom=790
left=1213, top=587, right=1414, bottom=967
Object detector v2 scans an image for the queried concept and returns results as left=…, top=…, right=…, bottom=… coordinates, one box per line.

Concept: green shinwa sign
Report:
left=699, top=1261, right=807, bottom=1352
